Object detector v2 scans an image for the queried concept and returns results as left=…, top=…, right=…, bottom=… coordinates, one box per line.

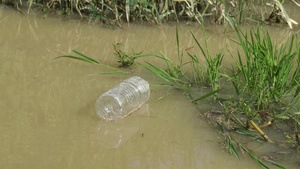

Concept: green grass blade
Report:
left=230, top=113, right=246, bottom=127
left=150, top=84, right=174, bottom=87
left=264, top=159, right=286, bottom=169
left=136, top=62, right=171, bottom=83
left=72, top=50, right=99, bottom=64
left=162, top=53, right=178, bottom=78
left=96, top=71, right=128, bottom=74
left=144, top=61, right=172, bottom=78
left=200, top=17, right=210, bottom=59
left=176, top=26, right=182, bottom=67
left=226, top=134, right=240, bottom=160
left=239, top=144, right=269, bottom=169
left=238, top=0, right=244, bottom=24
left=132, top=54, right=166, bottom=60
left=55, top=55, right=97, bottom=64
left=189, top=29, right=208, bottom=62
left=55, top=53, right=126, bottom=73
left=293, top=80, right=300, bottom=98
left=234, top=128, right=264, bottom=141
left=192, top=89, right=221, bottom=103
left=246, top=18, right=261, bottom=23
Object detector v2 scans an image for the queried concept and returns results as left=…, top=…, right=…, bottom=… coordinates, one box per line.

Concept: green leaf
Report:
left=294, top=85, right=300, bottom=98
left=226, top=134, right=240, bottom=160
left=55, top=51, right=127, bottom=74
left=264, top=159, right=286, bottom=169
left=239, top=144, right=269, bottom=169
left=192, top=89, right=221, bottom=103
left=55, top=55, right=97, bottom=64
left=136, top=62, right=171, bottom=83
left=277, top=115, right=290, bottom=119
left=72, top=50, right=99, bottom=64
left=150, top=84, right=174, bottom=87
left=234, top=128, right=263, bottom=141
left=96, top=71, right=128, bottom=74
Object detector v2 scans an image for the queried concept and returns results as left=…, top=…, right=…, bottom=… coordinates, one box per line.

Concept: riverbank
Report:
left=1, top=0, right=299, bottom=29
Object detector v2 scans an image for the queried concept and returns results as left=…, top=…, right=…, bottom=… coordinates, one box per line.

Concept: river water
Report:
left=0, top=4, right=299, bottom=169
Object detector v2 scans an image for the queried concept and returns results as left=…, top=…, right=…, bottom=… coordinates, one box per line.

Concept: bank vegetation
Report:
left=1, top=0, right=299, bottom=28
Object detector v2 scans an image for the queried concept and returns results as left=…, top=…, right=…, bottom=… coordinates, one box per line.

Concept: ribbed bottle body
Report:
left=95, top=76, right=150, bottom=121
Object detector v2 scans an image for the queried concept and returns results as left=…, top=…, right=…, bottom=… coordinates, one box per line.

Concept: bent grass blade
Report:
left=55, top=50, right=127, bottom=74
left=72, top=50, right=99, bottom=64
left=192, top=89, right=221, bottom=103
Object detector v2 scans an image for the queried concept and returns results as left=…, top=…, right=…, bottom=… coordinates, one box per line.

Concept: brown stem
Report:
left=260, top=121, right=272, bottom=129
left=248, top=120, right=274, bottom=143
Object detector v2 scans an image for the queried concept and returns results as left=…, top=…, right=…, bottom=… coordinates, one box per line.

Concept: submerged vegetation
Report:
left=2, top=0, right=299, bottom=28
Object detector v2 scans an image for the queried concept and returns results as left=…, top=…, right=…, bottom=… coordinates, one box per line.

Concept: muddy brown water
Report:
left=1, top=4, right=300, bottom=169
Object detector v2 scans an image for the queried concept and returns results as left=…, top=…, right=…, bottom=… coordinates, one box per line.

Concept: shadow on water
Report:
left=1, top=4, right=300, bottom=169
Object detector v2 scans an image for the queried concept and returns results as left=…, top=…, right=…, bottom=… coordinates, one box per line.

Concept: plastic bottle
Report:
left=95, top=76, right=150, bottom=121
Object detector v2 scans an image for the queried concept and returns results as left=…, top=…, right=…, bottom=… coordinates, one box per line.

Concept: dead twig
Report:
left=291, top=0, right=300, bottom=7
left=248, top=120, right=274, bottom=143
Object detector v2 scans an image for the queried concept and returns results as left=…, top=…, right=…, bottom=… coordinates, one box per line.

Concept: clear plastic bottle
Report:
left=95, top=76, right=150, bottom=121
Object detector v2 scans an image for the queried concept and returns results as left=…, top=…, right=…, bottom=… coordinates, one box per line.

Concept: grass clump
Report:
left=208, top=26, right=300, bottom=168
left=188, top=22, right=224, bottom=96
left=113, top=43, right=142, bottom=68
left=225, top=26, right=300, bottom=121
left=137, top=24, right=224, bottom=101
